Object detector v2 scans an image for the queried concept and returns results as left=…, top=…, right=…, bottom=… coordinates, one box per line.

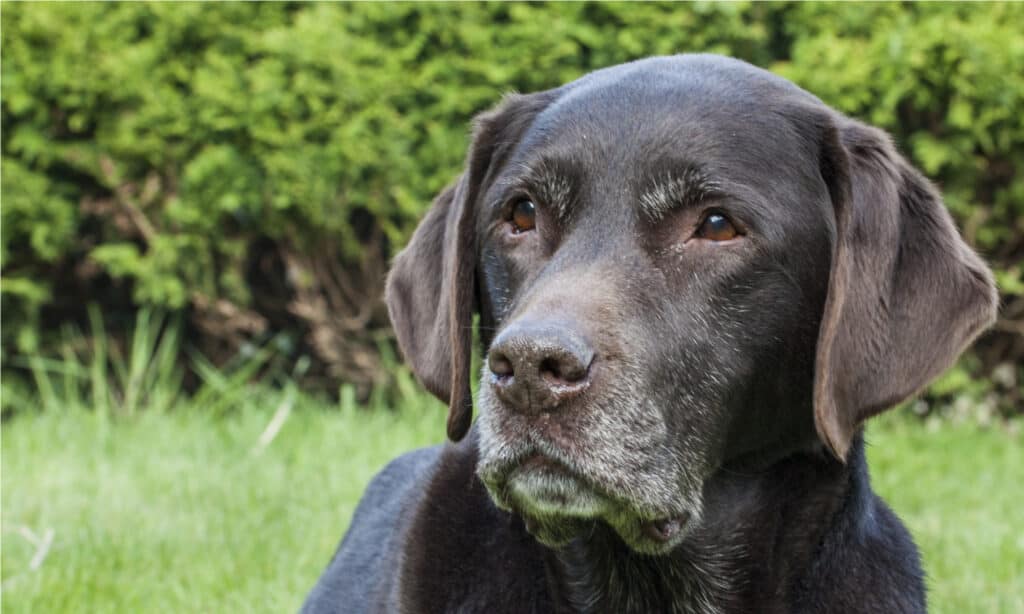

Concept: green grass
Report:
left=1, top=392, right=447, bottom=613
left=866, top=416, right=1023, bottom=612
left=2, top=397, right=1021, bottom=613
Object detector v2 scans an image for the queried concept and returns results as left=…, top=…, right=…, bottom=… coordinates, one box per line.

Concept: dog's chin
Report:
left=482, top=460, right=697, bottom=555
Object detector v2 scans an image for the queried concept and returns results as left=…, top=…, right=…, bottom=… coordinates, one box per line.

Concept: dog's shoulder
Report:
left=792, top=450, right=926, bottom=614
left=301, top=445, right=443, bottom=613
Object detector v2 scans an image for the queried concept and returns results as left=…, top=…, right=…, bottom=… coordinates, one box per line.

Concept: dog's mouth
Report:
left=480, top=451, right=695, bottom=553
left=505, top=454, right=611, bottom=517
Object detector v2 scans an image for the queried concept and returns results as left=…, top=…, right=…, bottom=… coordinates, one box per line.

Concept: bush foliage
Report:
left=2, top=3, right=1021, bottom=409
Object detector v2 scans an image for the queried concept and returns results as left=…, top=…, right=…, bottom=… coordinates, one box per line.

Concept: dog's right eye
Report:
left=508, top=200, right=537, bottom=233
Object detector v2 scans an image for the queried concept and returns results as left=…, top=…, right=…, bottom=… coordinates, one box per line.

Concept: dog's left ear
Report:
left=814, top=118, right=998, bottom=461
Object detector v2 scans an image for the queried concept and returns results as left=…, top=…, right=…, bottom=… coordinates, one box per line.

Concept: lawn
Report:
left=2, top=394, right=1021, bottom=613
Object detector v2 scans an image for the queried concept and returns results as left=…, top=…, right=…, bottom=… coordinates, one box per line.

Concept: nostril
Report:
left=538, top=357, right=558, bottom=380
left=488, top=353, right=514, bottom=379
left=539, top=353, right=591, bottom=385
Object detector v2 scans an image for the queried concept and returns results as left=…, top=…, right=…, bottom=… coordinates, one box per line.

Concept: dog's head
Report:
left=385, top=55, right=996, bottom=554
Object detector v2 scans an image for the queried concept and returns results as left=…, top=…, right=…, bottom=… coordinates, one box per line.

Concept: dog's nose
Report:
left=487, top=321, right=594, bottom=411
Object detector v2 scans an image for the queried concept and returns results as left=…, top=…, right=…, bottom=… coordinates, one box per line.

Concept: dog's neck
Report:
left=546, top=442, right=866, bottom=614
left=550, top=526, right=742, bottom=614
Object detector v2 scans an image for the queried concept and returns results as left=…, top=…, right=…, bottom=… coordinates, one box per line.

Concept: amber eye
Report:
left=509, top=200, right=536, bottom=233
left=695, top=211, right=738, bottom=242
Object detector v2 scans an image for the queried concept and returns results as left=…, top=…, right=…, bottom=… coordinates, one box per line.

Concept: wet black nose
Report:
left=487, top=321, right=594, bottom=412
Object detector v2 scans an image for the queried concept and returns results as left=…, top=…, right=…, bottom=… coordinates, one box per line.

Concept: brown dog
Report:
left=304, top=54, right=996, bottom=613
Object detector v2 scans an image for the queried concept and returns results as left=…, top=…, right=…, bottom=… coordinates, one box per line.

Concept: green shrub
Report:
left=2, top=3, right=1020, bottom=411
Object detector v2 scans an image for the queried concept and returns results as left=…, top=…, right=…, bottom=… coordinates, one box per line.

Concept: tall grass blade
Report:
left=59, top=333, right=84, bottom=413
left=145, top=314, right=183, bottom=414
left=88, top=304, right=110, bottom=417
left=123, top=308, right=153, bottom=416
left=27, top=355, right=58, bottom=413
left=188, top=336, right=280, bottom=416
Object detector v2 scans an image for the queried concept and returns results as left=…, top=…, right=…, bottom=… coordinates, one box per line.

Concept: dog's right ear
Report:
left=386, top=93, right=551, bottom=441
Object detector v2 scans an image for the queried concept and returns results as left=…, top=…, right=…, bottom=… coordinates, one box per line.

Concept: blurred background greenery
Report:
left=1, top=3, right=1022, bottom=612
left=2, top=2, right=1021, bottom=417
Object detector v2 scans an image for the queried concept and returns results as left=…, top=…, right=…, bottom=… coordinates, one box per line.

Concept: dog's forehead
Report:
left=504, top=55, right=825, bottom=201
left=541, top=54, right=819, bottom=132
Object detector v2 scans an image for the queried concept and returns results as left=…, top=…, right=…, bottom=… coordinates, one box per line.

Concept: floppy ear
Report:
left=385, top=176, right=476, bottom=441
left=385, top=94, right=547, bottom=441
left=814, top=119, right=998, bottom=460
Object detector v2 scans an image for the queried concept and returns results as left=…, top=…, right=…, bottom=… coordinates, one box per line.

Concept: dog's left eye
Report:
left=695, top=211, right=738, bottom=242
left=508, top=200, right=537, bottom=233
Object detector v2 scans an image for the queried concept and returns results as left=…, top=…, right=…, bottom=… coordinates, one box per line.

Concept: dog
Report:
left=302, top=54, right=996, bottom=613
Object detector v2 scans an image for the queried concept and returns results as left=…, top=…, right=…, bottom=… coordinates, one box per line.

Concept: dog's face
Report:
left=386, top=56, right=996, bottom=554
left=472, top=64, right=837, bottom=553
